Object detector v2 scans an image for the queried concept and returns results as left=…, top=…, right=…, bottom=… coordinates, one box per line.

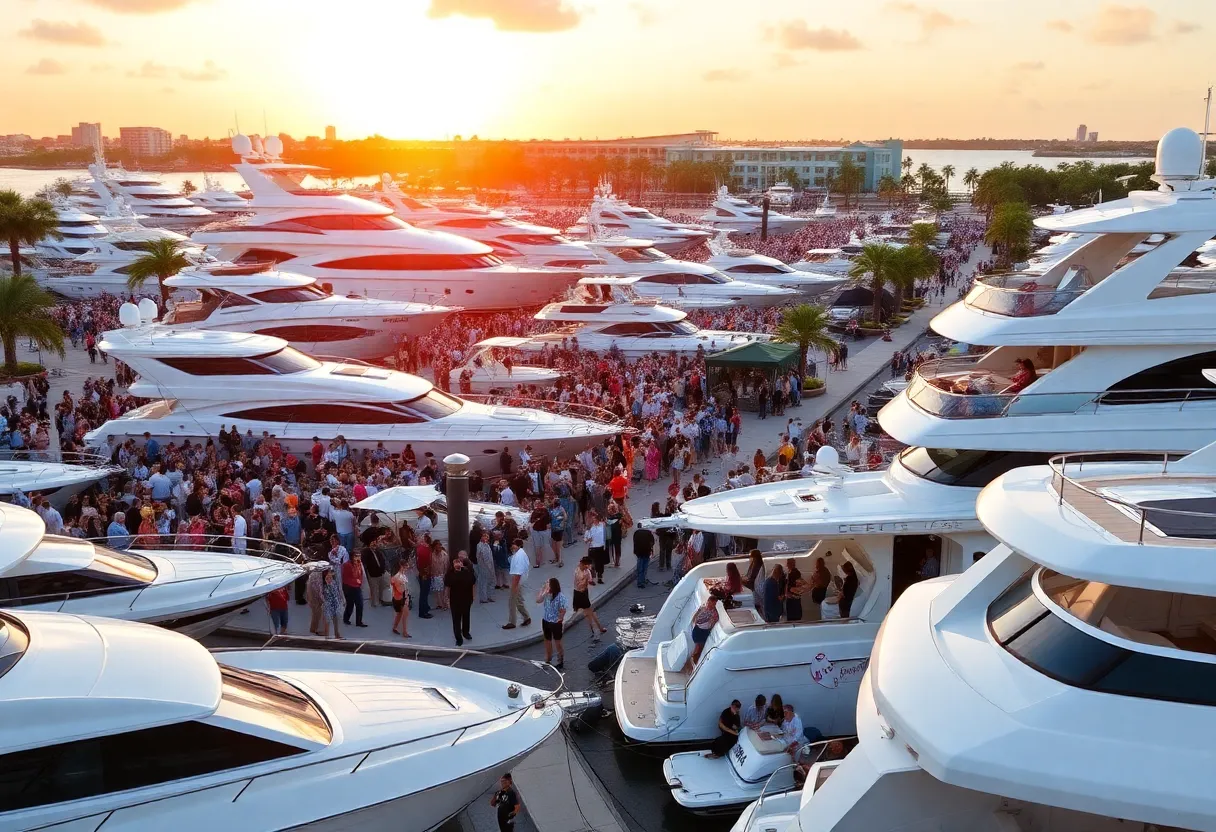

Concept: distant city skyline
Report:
left=3, top=0, right=1211, bottom=142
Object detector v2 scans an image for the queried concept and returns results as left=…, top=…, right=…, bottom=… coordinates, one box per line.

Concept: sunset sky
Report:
left=4, top=0, right=1211, bottom=142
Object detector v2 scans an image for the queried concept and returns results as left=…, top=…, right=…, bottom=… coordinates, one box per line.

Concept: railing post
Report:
left=1138, top=511, right=1146, bottom=545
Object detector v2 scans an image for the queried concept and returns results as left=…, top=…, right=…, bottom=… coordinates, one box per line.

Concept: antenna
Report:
left=234, top=112, right=241, bottom=134
left=1202, top=84, right=1213, bottom=177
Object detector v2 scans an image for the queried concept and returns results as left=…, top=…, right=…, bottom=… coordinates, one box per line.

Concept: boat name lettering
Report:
left=835, top=520, right=965, bottom=533
left=810, top=654, right=869, bottom=689
left=382, top=316, right=415, bottom=323
left=731, top=741, right=747, bottom=768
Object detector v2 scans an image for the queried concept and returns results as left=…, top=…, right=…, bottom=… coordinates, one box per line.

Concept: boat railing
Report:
left=964, top=272, right=1088, bottom=317
left=907, top=358, right=1216, bottom=419
left=69, top=643, right=564, bottom=824
left=0, top=448, right=120, bottom=469
left=461, top=394, right=625, bottom=427
left=7, top=536, right=311, bottom=611
left=1048, top=451, right=1216, bottom=545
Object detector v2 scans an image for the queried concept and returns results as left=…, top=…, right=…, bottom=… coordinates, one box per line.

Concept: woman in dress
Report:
left=690, top=590, right=724, bottom=664
left=430, top=540, right=449, bottom=611
left=475, top=531, right=495, bottom=603
left=605, top=499, right=623, bottom=569
left=390, top=559, right=412, bottom=637
left=320, top=568, right=344, bottom=640
left=644, top=440, right=660, bottom=482
left=743, top=549, right=765, bottom=591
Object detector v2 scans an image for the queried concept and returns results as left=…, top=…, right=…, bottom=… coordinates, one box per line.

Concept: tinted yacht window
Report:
left=898, top=448, right=1055, bottom=488
left=1104, top=349, right=1216, bottom=404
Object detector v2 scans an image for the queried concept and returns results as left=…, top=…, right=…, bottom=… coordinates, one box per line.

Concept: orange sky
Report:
left=4, top=0, right=1212, bottom=141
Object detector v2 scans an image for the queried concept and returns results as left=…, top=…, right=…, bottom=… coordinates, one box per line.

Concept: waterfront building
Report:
left=1075, top=123, right=1087, bottom=142
left=70, top=122, right=102, bottom=149
left=325, top=125, right=337, bottom=142
left=1088, top=131, right=1099, bottom=142
left=119, top=126, right=173, bottom=157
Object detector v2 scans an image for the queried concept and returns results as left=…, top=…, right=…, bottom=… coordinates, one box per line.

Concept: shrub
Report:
left=804, top=376, right=825, bottom=390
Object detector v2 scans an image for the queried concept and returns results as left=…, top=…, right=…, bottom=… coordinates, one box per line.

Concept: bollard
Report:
left=760, top=195, right=770, bottom=241
left=444, top=453, right=470, bottom=560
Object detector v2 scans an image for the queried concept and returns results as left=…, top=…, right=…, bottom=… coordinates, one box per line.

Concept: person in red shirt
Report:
left=340, top=552, right=367, bottom=628
left=266, top=585, right=290, bottom=634
left=311, top=437, right=324, bottom=469
left=415, top=536, right=434, bottom=619
left=608, top=467, right=630, bottom=505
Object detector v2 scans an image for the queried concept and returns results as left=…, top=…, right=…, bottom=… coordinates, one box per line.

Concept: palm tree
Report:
left=848, top=242, right=901, bottom=323
left=0, top=191, right=61, bottom=277
left=877, top=174, right=900, bottom=207
left=126, top=238, right=190, bottom=310
left=916, top=163, right=934, bottom=195
left=774, top=303, right=837, bottom=377
left=941, top=164, right=955, bottom=194
left=908, top=221, right=938, bottom=250
left=0, top=273, right=64, bottom=376
left=985, top=202, right=1035, bottom=264
left=181, top=179, right=197, bottom=196
left=901, top=156, right=914, bottom=177
left=963, top=167, right=980, bottom=195
left=887, top=245, right=937, bottom=311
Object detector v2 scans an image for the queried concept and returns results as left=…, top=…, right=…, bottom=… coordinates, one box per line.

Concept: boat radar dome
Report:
left=138, top=297, right=159, bottom=323
left=1153, top=127, right=1203, bottom=187
left=815, top=445, right=841, bottom=469
left=231, top=133, right=253, bottom=157
left=263, top=135, right=283, bottom=157
left=251, top=137, right=265, bottom=156
left=118, top=302, right=142, bottom=328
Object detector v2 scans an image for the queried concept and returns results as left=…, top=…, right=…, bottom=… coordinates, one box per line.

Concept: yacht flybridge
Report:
left=372, top=175, right=600, bottom=268
left=0, top=503, right=304, bottom=638
left=522, top=282, right=768, bottom=357
left=616, top=447, right=995, bottom=748
left=698, top=187, right=810, bottom=236
left=0, top=608, right=562, bottom=832
left=190, top=136, right=582, bottom=310
left=449, top=336, right=564, bottom=393
left=881, top=127, right=1216, bottom=455
left=0, top=452, right=121, bottom=509
left=157, top=265, right=452, bottom=360
left=583, top=238, right=799, bottom=307
left=565, top=183, right=712, bottom=255
left=704, top=232, right=846, bottom=294
left=187, top=173, right=250, bottom=214
left=777, top=443, right=1216, bottom=832
left=28, top=202, right=108, bottom=260
left=83, top=328, right=620, bottom=462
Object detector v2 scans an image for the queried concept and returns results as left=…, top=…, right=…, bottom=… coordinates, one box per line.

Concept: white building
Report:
left=71, top=122, right=102, bottom=149
left=119, top=126, right=173, bottom=157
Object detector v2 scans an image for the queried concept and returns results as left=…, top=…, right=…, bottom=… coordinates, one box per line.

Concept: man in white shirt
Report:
left=331, top=500, right=356, bottom=555
left=246, top=475, right=263, bottom=505
left=499, top=481, right=517, bottom=507
left=232, top=511, right=248, bottom=554
left=503, top=539, right=532, bottom=629
left=741, top=694, right=767, bottom=731
left=313, top=487, right=332, bottom=521
left=37, top=498, right=64, bottom=535
left=779, top=704, right=805, bottom=755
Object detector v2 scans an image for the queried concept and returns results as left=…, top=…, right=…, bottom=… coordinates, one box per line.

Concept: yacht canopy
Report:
left=165, top=270, right=316, bottom=291
left=353, top=485, right=442, bottom=514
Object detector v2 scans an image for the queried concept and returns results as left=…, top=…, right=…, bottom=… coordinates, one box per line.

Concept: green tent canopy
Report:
left=704, top=340, right=799, bottom=369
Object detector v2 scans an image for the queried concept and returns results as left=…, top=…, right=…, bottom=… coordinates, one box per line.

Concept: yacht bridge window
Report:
left=898, top=448, right=1057, bottom=488
left=611, top=247, right=668, bottom=264
left=725, top=263, right=795, bottom=274
left=223, top=390, right=461, bottom=425
left=233, top=249, right=296, bottom=265
left=1103, top=349, right=1216, bottom=404
left=0, top=543, right=157, bottom=603
left=157, top=347, right=321, bottom=377
left=988, top=570, right=1216, bottom=706
left=598, top=321, right=697, bottom=336
left=315, top=253, right=504, bottom=271
left=250, top=285, right=329, bottom=303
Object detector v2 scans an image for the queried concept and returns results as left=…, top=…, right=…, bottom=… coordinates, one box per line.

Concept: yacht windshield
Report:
left=262, top=167, right=343, bottom=195
left=0, top=615, right=29, bottom=680
left=251, top=285, right=330, bottom=303
left=622, top=209, right=660, bottom=220
left=257, top=347, right=323, bottom=374
left=219, top=666, right=332, bottom=744
left=898, top=447, right=1056, bottom=488
left=614, top=247, right=668, bottom=264
left=657, top=321, right=699, bottom=335
left=397, top=389, right=463, bottom=420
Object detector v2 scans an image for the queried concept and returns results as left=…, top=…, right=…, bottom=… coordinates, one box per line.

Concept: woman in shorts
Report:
left=390, top=558, right=411, bottom=638
left=536, top=577, right=568, bottom=669
left=573, top=556, right=608, bottom=642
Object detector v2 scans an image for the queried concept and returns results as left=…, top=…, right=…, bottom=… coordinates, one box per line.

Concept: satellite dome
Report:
left=251, top=136, right=264, bottom=155
left=815, top=445, right=841, bottom=469
left=1155, top=127, right=1203, bottom=180
left=231, top=134, right=252, bottom=157
left=137, top=297, right=159, bottom=323
left=118, top=302, right=141, bottom=328
left=263, top=135, right=283, bottom=157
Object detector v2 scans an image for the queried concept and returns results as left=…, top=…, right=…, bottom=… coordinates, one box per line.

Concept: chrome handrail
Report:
left=0, top=449, right=120, bottom=469
left=964, top=273, right=1087, bottom=317
left=1047, top=452, right=1216, bottom=545
left=461, top=394, right=625, bottom=427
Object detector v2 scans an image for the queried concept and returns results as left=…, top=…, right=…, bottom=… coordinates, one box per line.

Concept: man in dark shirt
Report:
left=445, top=551, right=476, bottom=646
left=632, top=525, right=654, bottom=589
left=707, top=700, right=742, bottom=759
left=489, top=773, right=521, bottom=831
left=499, top=447, right=512, bottom=476
left=839, top=561, right=859, bottom=618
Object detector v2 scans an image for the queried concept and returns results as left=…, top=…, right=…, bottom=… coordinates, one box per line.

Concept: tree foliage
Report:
left=774, top=303, right=837, bottom=375
left=0, top=273, right=64, bottom=375
left=0, top=191, right=61, bottom=277
left=126, top=238, right=191, bottom=309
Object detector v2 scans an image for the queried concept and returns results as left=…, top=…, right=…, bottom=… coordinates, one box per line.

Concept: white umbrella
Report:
left=352, top=485, right=441, bottom=515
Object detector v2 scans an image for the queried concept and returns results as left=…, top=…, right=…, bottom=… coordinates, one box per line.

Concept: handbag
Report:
left=381, top=584, right=393, bottom=605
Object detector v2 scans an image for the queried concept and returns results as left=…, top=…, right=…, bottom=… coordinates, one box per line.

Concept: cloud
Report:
left=703, top=68, right=749, bottom=83
left=628, top=2, right=656, bottom=26
left=90, top=62, right=114, bottom=71
left=127, top=60, right=169, bottom=78
left=1172, top=20, right=1201, bottom=34
left=774, top=53, right=801, bottom=69
left=26, top=58, right=67, bottom=75
left=1045, top=19, right=1073, bottom=32
left=1088, top=4, right=1156, bottom=44
left=82, top=0, right=202, bottom=12
left=885, top=2, right=967, bottom=38
left=179, top=59, right=226, bottom=81
left=770, top=20, right=863, bottom=51
left=1012, top=60, right=1045, bottom=71
left=426, top=0, right=580, bottom=32
left=1081, top=79, right=1112, bottom=90
left=160, top=85, right=176, bottom=94
left=18, top=19, right=106, bottom=46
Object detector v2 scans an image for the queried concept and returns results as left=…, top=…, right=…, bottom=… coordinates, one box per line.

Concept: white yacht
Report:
left=70, top=154, right=215, bottom=229
left=36, top=223, right=215, bottom=300
left=698, top=187, right=810, bottom=236
left=617, top=447, right=995, bottom=748
left=565, top=183, right=711, bottom=255
left=0, top=607, right=562, bottom=831
left=191, top=136, right=580, bottom=310
left=790, top=243, right=865, bottom=277
left=156, top=265, right=452, bottom=360
left=29, top=202, right=108, bottom=260
left=0, top=452, right=120, bottom=509
left=880, top=127, right=1216, bottom=455
left=449, top=336, right=564, bottom=393
left=373, top=175, right=600, bottom=268
left=704, top=233, right=846, bottom=295
left=82, top=328, right=621, bottom=464
left=521, top=288, right=768, bottom=358
left=188, top=173, right=250, bottom=214
left=766, top=184, right=796, bottom=207
left=583, top=238, right=798, bottom=308
left=773, top=443, right=1216, bottom=832
left=0, top=502, right=305, bottom=638
left=812, top=193, right=838, bottom=219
